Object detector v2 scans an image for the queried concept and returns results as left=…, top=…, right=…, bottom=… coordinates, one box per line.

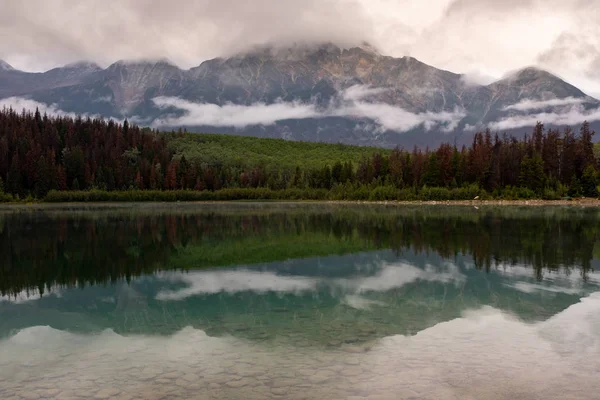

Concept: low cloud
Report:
left=342, top=85, right=389, bottom=101
left=463, top=123, right=479, bottom=132
left=503, top=97, right=586, bottom=111
left=152, top=85, right=467, bottom=133
left=489, top=104, right=600, bottom=130
left=152, top=97, right=321, bottom=128
left=460, top=71, right=497, bottom=86
left=0, top=97, right=77, bottom=118
left=0, top=96, right=103, bottom=120
left=335, top=101, right=465, bottom=133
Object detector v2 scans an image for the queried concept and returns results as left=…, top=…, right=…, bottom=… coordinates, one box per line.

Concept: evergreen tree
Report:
left=341, top=161, right=354, bottom=184
left=569, top=175, right=582, bottom=197
left=581, top=165, right=598, bottom=197
left=292, top=166, right=302, bottom=188
left=0, top=106, right=598, bottom=200
left=331, top=161, right=343, bottom=184
left=580, top=121, right=595, bottom=168
left=519, top=154, right=545, bottom=193
left=34, top=156, right=52, bottom=198
left=6, top=156, right=22, bottom=195
left=422, top=153, right=441, bottom=187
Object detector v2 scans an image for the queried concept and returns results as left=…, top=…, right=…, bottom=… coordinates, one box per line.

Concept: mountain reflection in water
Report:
left=0, top=203, right=599, bottom=399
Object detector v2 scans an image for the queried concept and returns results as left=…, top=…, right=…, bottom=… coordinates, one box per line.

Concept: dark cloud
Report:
left=0, top=0, right=599, bottom=95
left=537, top=29, right=600, bottom=82
left=0, top=0, right=374, bottom=71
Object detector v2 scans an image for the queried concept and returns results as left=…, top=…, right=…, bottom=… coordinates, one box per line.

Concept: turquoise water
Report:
left=1, top=203, right=600, bottom=399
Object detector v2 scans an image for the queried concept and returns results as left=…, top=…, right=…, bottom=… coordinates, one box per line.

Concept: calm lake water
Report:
left=1, top=203, right=600, bottom=400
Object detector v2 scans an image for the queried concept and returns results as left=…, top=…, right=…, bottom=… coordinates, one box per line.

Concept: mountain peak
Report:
left=500, top=66, right=562, bottom=84
left=229, top=42, right=343, bottom=61
left=109, top=58, right=178, bottom=69
left=63, top=61, right=102, bottom=71
left=489, top=65, right=588, bottom=99
left=0, top=60, right=15, bottom=71
left=229, top=41, right=384, bottom=62
left=349, top=41, right=381, bottom=56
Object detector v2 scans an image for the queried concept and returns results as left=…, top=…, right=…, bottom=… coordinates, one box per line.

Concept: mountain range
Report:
left=1, top=43, right=599, bottom=148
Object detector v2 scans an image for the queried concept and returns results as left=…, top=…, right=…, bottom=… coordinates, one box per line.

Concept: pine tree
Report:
left=34, top=156, right=51, bottom=198
left=581, top=165, right=598, bottom=197
left=6, top=156, right=22, bottom=195
left=569, top=175, right=582, bottom=197
left=422, top=153, right=441, bottom=187
left=519, top=154, right=545, bottom=193
left=580, top=121, right=595, bottom=168
left=331, top=161, right=343, bottom=184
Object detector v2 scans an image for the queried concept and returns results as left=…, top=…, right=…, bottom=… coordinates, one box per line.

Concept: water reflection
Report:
left=1, top=204, right=599, bottom=298
left=2, top=294, right=600, bottom=400
left=2, top=249, right=599, bottom=344
left=1, top=203, right=600, bottom=399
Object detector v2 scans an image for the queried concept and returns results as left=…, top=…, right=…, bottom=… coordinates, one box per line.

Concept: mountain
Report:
left=1, top=44, right=598, bottom=148
left=0, top=60, right=14, bottom=71
left=0, top=60, right=102, bottom=99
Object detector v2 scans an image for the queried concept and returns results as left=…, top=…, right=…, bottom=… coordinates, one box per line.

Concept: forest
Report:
left=0, top=106, right=599, bottom=201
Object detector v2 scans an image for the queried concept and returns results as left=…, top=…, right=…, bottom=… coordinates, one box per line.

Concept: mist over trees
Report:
left=0, top=107, right=598, bottom=200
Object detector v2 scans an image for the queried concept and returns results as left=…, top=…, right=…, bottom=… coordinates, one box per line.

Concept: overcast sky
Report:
left=1, top=0, right=599, bottom=95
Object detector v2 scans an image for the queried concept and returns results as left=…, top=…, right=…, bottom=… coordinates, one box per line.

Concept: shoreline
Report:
left=326, top=199, right=600, bottom=207
left=1, top=198, right=600, bottom=208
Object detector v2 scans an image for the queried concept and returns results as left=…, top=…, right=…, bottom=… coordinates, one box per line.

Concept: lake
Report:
left=1, top=203, right=600, bottom=400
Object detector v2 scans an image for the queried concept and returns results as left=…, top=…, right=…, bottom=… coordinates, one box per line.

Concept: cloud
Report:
left=489, top=104, right=600, bottom=130
left=503, top=97, right=586, bottom=111
left=1, top=0, right=599, bottom=98
left=460, top=71, right=498, bottom=86
left=0, top=96, right=113, bottom=121
left=537, top=27, right=600, bottom=84
left=0, top=97, right=81, bottom=118
left=335, top=100, right=466, bottom=133
left=0, top=0, right=374, bottom=72
left=463, top=123, right=479, bottom=132
left=152, top=97, right=322, bottom=128
left=151, top=85, right=467, bottom=133
left=92, top=95, right=113, bottom=104
left=341, top=85, right=390, bottom=101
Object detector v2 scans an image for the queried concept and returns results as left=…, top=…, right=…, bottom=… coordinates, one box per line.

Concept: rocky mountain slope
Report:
left=1, top=44, right=598, bottom=147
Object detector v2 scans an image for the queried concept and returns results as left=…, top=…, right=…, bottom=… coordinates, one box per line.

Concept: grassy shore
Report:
left=1, top=187, right=599, bottom=206
left=327, top=198, right=600, bottom=206
left=2, top=198, right=600, bottom=209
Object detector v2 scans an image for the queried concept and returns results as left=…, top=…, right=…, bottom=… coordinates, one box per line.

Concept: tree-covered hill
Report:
left=167, top=132, right=390, bottom=170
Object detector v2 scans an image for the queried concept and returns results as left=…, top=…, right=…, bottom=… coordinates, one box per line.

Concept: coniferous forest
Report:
left=0, top=106, right=599, bottom=202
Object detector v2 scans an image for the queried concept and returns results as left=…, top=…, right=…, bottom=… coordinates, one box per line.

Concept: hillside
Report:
left=167, top=133, right=391, bottom=170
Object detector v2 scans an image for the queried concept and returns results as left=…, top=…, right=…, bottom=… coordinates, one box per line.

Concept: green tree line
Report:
left=0, top=106, right=599, bottom=201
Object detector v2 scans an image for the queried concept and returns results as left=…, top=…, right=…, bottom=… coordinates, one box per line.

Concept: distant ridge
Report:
left=1, top=43, right=598, bottom=148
